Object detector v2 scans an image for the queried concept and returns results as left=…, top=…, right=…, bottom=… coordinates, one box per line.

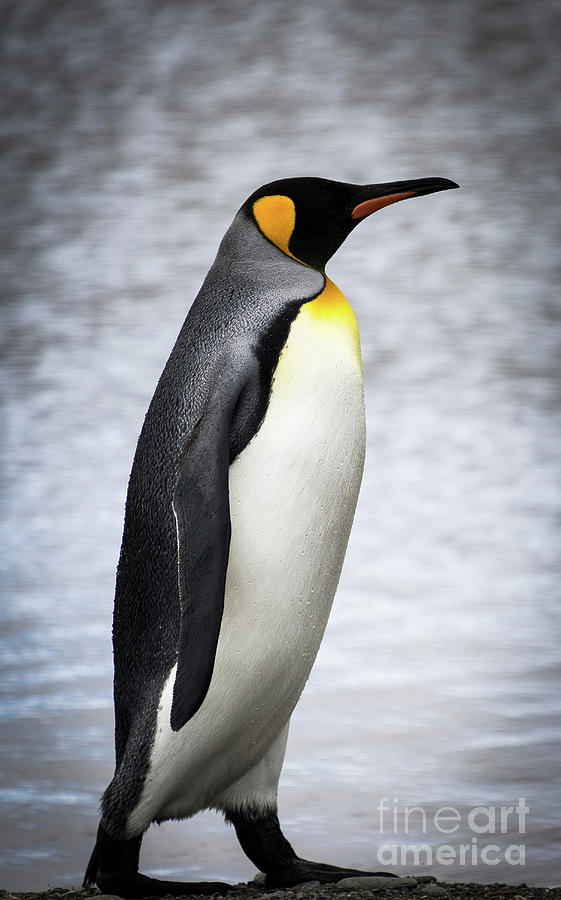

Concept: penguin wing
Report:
left=170, top=346, right=260, bottom=732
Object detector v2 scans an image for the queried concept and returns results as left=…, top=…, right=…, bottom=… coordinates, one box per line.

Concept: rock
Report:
left=419, top=885, right=449, bottom=897
left=417, top=876, right=438, bottom=883
left=252, top=873, right=267, bottom=884
left=335, top=875, right=418, bottom=890
left=294, top=883, right=322, bottom=893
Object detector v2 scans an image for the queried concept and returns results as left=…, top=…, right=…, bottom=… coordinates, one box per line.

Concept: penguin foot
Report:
left=225, top=808, right=395, bottom=888
left=84, top=822, right=233, bottom=898
left=264, top=858, right=398, bottom=887
left=96, top=871, right=233, bottom=898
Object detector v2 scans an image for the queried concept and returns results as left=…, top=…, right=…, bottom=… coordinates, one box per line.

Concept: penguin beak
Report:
left=351, top=177, right=459, bottom=220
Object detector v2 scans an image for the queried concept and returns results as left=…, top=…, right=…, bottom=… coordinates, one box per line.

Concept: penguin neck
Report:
left=216, top=211, right=311, bottom=273
left=218, top=212, right=361, bottom=370
left=301, top=276, right=362, bottom=372
left=307, top=275, right=354, bottom=322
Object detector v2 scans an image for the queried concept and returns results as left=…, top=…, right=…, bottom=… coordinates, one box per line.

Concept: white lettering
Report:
left=481, top=845, right=501, bottom=865
left=516, top=798, right=529, bottom=834
left=467, top=806, right=496, bottom=834
left=434, top=807, right=461, bottom=834
left=377, top=798, right=390, bottom=833
left=435, top=844, right=456, bottom=865
left=505, top=844, right=525, bottom=865
left=404, top=806, right=427, bottom=834
left=500, top=806, right=514, bottom=833
left=400, top=844, right=432, bottom=865
left=377, top=844, right=397, bottom=865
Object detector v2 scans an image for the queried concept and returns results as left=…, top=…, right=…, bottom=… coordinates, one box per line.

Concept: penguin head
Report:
left=243, top=176, right=458, bottom=272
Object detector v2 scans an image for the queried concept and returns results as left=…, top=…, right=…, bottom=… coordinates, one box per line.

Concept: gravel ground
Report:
left=2, top=875, right=560, bottom=900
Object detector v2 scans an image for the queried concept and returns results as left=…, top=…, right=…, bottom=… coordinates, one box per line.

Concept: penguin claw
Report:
left=264, top=859, right=398, bottom=887
left=96, top=871, right=234, bottom=898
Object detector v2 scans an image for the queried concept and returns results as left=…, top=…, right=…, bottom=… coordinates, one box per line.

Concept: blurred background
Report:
left=1, top=0, right=560, bottom=890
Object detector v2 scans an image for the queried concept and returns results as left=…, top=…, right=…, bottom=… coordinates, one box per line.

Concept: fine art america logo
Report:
left=376, top=798, right=528, bottom=867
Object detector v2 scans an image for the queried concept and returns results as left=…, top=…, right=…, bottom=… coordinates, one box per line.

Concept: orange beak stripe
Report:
left=351, top=190, right=416, bottom=220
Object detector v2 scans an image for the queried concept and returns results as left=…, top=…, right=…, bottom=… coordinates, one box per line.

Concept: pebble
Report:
left=335, top=876, right=418, bottom=890
left=294, top=883, right=322, bottom=892
left=2, top=881, right=560, bottom=900
left=418, top=885, right=449, bottom=897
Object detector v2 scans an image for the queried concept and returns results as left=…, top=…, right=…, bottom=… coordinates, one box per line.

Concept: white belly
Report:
left=128, top=282, right=366, bottom=833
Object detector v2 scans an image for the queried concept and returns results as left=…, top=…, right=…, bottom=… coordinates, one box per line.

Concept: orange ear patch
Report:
left=253, top=195, right=296, bottom=257
left=351, top=191, right=415, bottom=220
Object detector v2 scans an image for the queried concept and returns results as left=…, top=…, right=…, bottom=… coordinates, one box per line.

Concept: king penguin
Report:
left=84, top=175, right=458, bottom=897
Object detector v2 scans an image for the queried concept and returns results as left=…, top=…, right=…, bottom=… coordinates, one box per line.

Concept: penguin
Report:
left=84, top=175, right=458, bottom=898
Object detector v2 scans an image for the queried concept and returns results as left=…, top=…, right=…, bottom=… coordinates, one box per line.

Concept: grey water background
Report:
left=1, top=0, right=560, bottom=889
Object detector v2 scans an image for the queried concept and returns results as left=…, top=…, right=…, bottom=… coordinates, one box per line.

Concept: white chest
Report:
left=224, top=280, right=366, bottom=688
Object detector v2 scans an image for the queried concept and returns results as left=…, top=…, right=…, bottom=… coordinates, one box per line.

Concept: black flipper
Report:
left=170, top=349, right=261, bottom=732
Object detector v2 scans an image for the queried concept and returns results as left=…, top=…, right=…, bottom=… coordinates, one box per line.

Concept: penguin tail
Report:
left=82, top=839, right=99, bottom=887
